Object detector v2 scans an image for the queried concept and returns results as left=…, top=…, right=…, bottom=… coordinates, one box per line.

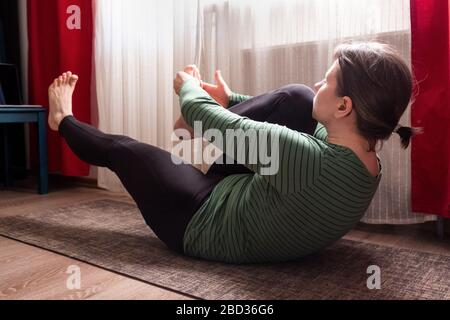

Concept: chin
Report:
left=311, top=107, right=318, bottom=121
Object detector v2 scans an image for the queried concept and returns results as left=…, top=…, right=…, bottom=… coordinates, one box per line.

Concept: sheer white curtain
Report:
left=196, top=0, right=435, bottom=224
left=94, top=0, right=199, bottom=191
left=94, top=0, right=435, bottom=223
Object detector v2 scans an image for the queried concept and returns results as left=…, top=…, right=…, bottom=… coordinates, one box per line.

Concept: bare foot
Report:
left=48, top=71, right=78, bottom=131
left=174, top=65, right=201, bottom=136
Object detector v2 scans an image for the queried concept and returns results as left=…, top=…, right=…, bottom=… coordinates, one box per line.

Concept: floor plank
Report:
left=0, top=182, right=192, bottom=300
left=0, top=237, right=192, bottom=300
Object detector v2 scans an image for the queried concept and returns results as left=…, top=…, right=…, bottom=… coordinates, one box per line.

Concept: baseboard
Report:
left=48, top=174, right=98, bottom=189
left=70, top=176, right=98, bottom=188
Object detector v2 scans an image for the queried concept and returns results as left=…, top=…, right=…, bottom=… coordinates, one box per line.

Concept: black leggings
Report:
left=58, top=84, right=317, bottom=254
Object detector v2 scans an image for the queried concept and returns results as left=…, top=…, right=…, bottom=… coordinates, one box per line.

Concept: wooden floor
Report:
left=0, top=176, right=449, bottom=300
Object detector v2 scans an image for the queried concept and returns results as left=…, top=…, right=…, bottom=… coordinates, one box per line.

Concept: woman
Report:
left=48, top=42, right=419, bottom=264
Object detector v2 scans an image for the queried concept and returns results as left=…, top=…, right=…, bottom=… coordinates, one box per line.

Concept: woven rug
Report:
left=0, top=199, right=449, bottom=300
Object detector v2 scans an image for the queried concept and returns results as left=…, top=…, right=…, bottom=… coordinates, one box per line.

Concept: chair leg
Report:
left=37, top=113, right=48, bottom=194
left=2, top=124, right=12, bottom=188
left=437, top=216, right=445, bottom=240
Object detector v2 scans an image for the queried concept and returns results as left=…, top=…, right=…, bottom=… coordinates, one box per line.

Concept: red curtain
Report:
left=411, top=0, right=450, bottom=217
left=28, top=0, right=93, bottom=176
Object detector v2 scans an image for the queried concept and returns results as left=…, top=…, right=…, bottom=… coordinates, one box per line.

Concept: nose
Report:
left=314, top=81, right=323, bottom=93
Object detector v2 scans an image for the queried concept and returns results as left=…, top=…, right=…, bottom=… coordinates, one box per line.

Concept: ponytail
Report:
left=395, top=126, right=423, bottom=149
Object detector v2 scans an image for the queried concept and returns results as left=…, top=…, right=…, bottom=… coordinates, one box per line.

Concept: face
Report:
left=312, top=60, right=344, bottom=124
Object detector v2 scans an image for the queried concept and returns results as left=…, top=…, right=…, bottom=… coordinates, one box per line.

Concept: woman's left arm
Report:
left=179, top=78, right=321, bottom=194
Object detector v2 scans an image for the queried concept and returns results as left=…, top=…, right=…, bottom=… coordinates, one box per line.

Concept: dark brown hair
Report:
left=333, top=42, right=421, bottom=152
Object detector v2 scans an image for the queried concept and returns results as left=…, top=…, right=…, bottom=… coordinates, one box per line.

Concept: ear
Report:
left=335, top=96, right=353, bottom=118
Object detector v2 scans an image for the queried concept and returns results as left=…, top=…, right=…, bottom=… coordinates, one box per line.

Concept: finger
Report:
left=173, top=81, right=179, bottom=95
left=201, top=82, right=218, bottom=91
left=194, top=65, right=201, bottom=78
left=184, top=65, right=196, bottom=75
left=194, top=68, right=201, bottom=80
left=215, top=70, right=226, bottom=86
left=189, top=67, right=197, bottom=78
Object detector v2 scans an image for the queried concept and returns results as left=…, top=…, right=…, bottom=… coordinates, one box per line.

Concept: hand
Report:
left=173, top=70, right=200, bottom=96
left=201, top=70, right=233, bottom=108
left=184, top=65, right=202, bottom=82
left=173, top=65, right=202, bottom=136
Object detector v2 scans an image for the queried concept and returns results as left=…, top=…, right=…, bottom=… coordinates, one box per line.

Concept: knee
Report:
left=279, top=84, right=315, bottom=106
left=272, top=84, right=317, bottom=134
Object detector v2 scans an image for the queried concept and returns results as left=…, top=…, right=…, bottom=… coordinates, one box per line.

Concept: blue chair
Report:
left=0, top=106, right=48, bottom=194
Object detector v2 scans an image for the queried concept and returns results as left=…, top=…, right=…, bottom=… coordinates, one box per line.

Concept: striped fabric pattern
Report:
left=180, top=80, right=382, bottom=264
left=228, top=93, right=253, bottom=108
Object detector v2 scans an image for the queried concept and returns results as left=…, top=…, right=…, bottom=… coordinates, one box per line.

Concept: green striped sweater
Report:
left=179, top=79, right=382, bottom=264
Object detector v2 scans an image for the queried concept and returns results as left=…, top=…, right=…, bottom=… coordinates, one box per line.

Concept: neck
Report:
left=325, top=123, right=373, bottom=153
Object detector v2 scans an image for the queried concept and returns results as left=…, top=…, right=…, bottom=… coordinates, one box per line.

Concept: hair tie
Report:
left=394, top=124, right=403, bottom=133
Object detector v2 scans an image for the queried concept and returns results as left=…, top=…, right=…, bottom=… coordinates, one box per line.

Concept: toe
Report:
left=69, top=75, right=79, bottom=86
